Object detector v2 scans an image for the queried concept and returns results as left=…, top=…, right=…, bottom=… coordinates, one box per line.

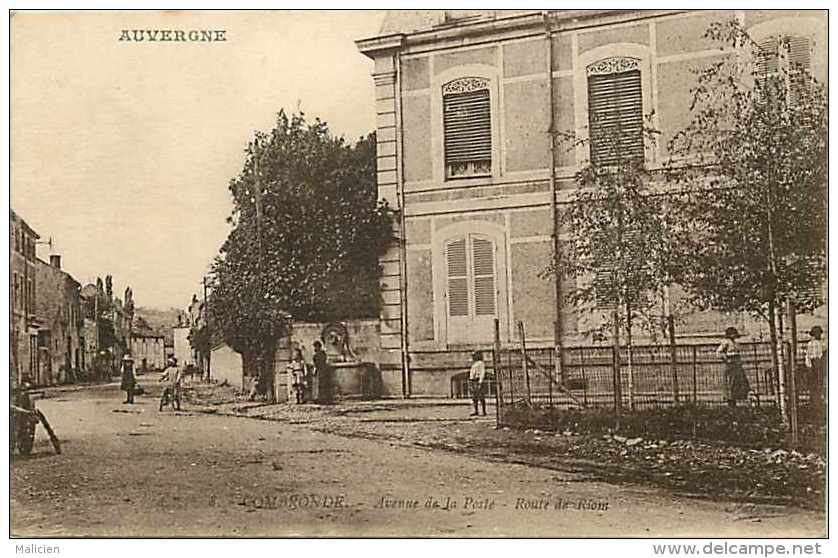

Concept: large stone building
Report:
left=356, top=10, right=827, bottom=396
left=35, top=254, right=84, bottom=385
left=10, top=210, right=41, bottom=388
left=131, top=333, right=166, bottom=372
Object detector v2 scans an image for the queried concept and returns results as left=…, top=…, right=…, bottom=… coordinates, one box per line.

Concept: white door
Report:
left=445, top=234, right=498, bottom=345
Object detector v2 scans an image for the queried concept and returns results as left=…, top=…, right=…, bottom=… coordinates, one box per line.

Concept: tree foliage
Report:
left=551, top=117, right=688, bottom=342
left=207, top=110, right=393, bottom=371
left=668, top=21, right=827, bottom=318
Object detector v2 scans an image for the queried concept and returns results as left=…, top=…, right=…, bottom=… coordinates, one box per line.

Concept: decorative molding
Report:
left=586, top=56, right=640, bottom=76
left=373, top=72, right=397, bottom=86
left=442, top=76, right=490, bottom=95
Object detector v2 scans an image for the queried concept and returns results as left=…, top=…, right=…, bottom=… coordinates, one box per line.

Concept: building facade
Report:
left=35, top=255, right=83, bottom=385
left=357, top=10, right=827, bottom=396
left=131, top=333, right=167, bottom=371
left=10, top=210, right=41, bottom=388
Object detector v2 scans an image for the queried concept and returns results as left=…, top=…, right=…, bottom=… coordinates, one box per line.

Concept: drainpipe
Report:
left=545, top=12, right=564, bottom=383
left=394, top=50, right=411, bottom=398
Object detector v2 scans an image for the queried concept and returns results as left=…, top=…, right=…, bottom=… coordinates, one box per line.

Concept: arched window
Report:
left=586, top=57, right=644, bottom=166
left=442, top=77, right=492, bottom=178
left=444, top=234, right=498, bottom=342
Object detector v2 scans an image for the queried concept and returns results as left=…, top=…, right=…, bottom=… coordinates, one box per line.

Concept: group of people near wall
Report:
left=717, top=325, right=827, bottom=412
left=285, top=341, right=332, bottom=404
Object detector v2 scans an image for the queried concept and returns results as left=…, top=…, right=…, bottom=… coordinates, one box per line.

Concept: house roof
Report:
left=378, top=10, right=535, bottom=35
left=35, top=257, right=81, bottom=288
left=133, top=332, right=165, bottom=339
left=10, top=209, right=40, bottom=239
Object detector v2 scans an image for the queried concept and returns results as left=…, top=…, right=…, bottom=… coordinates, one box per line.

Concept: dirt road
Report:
left=10, top=385, right=825, bottom=537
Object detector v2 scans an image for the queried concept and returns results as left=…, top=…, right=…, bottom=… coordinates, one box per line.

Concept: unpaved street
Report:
left=11, top=384, right=825, bottom=537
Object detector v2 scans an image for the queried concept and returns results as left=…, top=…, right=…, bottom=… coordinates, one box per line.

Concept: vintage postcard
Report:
left=8, top=7, right=828, bottom=542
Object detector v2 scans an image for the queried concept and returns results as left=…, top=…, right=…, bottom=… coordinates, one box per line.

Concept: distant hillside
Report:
left=134, top=306, right=183, bottom=345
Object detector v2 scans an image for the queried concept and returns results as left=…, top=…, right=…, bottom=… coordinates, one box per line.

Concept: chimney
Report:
left=50, top=254, right=61, bottom=269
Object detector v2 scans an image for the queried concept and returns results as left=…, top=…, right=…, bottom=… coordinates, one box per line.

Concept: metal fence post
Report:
left=493, top=318, right=501, bottom=428
left=786, top=300, right=799, bottom=448
left=612, top=308, right=622, bottom=413
left=692, top=345, right=698, bottom=404
left=518, top=321, right=532, bottom=404
left=668, top=315, right=680, bottom=404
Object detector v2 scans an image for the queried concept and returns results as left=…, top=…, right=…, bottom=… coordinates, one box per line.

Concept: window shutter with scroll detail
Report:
left=442, top=77, right=492, bottom=178
left=446, top=238, right=469, bottom=317
left=471, top=237, right=496, bottom=316
left=587, top=59, right=644, bottom=167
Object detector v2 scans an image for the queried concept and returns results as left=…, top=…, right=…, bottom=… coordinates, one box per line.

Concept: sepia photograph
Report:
left=7, top=5, right=829, bottom=542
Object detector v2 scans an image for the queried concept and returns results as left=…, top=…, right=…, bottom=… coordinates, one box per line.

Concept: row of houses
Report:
left=10, top=209, right=167, bottom=389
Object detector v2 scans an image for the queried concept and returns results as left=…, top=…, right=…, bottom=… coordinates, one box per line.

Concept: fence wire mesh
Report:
left=496, top=341, right=818, bottom=425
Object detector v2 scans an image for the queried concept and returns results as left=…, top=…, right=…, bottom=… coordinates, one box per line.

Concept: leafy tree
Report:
left=134, top=315, right=153, bottom=334
left=667, top=21, right=827, bottom=407
left=551, top=119, right=690, bottom=410
left=208, top=110, right=394, bottom=394
left=123, top=287, right=135, bottom=335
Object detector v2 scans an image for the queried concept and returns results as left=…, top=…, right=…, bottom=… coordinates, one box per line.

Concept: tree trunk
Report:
left=612, top=307, right=622, bottom=414
left=767, top=298, right=787, bottom=424
left=626, top=299, right=635, bottom=411
left=262, top=346, right=277, bottom=403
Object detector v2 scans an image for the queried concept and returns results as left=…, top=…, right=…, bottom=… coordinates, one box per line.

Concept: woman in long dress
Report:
left=717, top=326, right=750, bottom=407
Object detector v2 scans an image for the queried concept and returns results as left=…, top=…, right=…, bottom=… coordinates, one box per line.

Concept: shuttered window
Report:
left=445, top=235, right=497, bottom=319
left=593, top=227, right=642, bottom=310
left=472, top=238, right=496, bottom=316
left=446, top=239, right=469, bottom=317
left=587, top=58, right=643, bottom=167
left=594, top=267, right=618, bottom=310
left=756, top=35, right=812, bottom=103
left=443, top=78, right=492, bottom=178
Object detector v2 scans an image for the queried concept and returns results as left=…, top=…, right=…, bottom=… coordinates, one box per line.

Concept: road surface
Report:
left=10, top=384, right=825, bottom=537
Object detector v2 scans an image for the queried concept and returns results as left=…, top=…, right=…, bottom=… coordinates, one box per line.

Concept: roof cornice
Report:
left=356, top=9, right=689, bottom=57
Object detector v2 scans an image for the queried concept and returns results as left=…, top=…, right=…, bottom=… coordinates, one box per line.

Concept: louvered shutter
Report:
left=443, top=89, right=491, bottom=166
left=472, top=237, right=496, bottom=316
left=756, top=37, right=780, bottom=76
left=786, top=36, right=811, bottom=71
left=786, top=36, right=812, bottom=104
left=756, top=35, right=812, bottom=103
left=587, top=69, right=643, bottom=166
left=446, top=238, right=469, bottom=317
left=594, top=267, right=618, bottom=310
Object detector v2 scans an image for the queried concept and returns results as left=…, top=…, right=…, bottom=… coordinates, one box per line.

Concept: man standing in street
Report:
left=469, top=351, right=487, bottom=417
left=121, top=354, right=136, bottom=404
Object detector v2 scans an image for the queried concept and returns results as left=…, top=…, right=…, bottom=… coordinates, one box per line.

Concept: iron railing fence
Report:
left=496, top=341, right=817, bottom=424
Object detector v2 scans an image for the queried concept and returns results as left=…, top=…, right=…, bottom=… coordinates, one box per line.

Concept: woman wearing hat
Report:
left=805, top=325, right=825, bottom=417
left=120, top=354, right=136, bottom=404
left=716, top=327, right=750, bottom=407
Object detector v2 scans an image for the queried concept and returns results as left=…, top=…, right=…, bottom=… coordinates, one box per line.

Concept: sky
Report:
left=11, top=10, right=384, bottom=310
